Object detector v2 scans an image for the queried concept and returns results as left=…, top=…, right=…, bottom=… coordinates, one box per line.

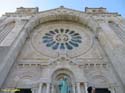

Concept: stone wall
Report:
left=0, top=7, right=125, bottom=93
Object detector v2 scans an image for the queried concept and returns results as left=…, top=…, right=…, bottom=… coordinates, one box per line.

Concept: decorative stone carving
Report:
left=31, top=22, right=92, bottom=58
left=42, top=28, right=82, bottom=50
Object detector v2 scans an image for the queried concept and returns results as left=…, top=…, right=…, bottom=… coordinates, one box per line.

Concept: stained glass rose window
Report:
left=42, top=29, right=82, bottom=50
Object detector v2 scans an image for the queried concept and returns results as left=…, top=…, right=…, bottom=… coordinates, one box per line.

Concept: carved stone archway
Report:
left=51, top=68, right=75, bottom=93
left=24, top=8, right=98, bottom=37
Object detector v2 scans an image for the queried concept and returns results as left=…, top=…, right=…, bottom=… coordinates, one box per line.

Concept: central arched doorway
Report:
left=51, top=68, right=75, bottom=93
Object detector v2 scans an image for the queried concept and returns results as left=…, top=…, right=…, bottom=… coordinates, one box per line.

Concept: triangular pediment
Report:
left=39, top=6, right=84, bottom=13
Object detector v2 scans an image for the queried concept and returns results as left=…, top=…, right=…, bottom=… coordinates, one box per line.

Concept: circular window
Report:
left=42, top=29, right=82, bottom=50
left=31, top=22, right=92, bottom=58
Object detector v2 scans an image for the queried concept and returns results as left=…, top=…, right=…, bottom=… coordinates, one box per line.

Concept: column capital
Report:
left=39, top=82, right=43, bottom=85
left=46, top=82, right=51, bottom=84
left=76, top=82, right=81, bottom=84
left=43, top=82, right=51, bottom=84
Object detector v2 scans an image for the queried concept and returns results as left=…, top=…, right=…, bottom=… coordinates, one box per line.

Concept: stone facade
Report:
left=0, top=6, right=125, bottom=93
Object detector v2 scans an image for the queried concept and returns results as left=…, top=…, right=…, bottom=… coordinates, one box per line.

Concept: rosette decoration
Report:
left=42, top=29, right=82, bottom=50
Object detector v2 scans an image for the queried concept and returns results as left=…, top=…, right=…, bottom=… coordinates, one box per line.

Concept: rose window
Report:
left=42, top=29, right=82, bottom=50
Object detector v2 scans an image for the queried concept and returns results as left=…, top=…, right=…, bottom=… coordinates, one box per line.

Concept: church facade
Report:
left=0, top=6, right=125, bottom=93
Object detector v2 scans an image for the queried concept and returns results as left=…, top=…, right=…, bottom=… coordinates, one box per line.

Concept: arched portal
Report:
left=51, top=68, right=75, bottom=93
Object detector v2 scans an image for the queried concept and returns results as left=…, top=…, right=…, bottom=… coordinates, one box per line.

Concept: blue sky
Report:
left=0, top=0, right=124, bottom=17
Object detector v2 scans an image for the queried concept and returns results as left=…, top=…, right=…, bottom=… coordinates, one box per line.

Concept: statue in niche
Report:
left=59, top=76, right=71, bottom=93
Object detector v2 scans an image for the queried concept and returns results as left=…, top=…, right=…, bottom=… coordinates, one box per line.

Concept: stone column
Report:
left=31, top=88, right=37, bottom=93
left=84, top=82, right=88, bottom=93
left=51, top=84, right=54, bottom=93
left=77, top=82, right=81, bottom=93
left=73, top=83, right=76, bottom=93
left=31, top=88, right=34, bottom=93
left=110, top=87, right=115, bottom=93
left=38, top=83, right=42, bottom=93
left=46, top=83, right=50, bottom=93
